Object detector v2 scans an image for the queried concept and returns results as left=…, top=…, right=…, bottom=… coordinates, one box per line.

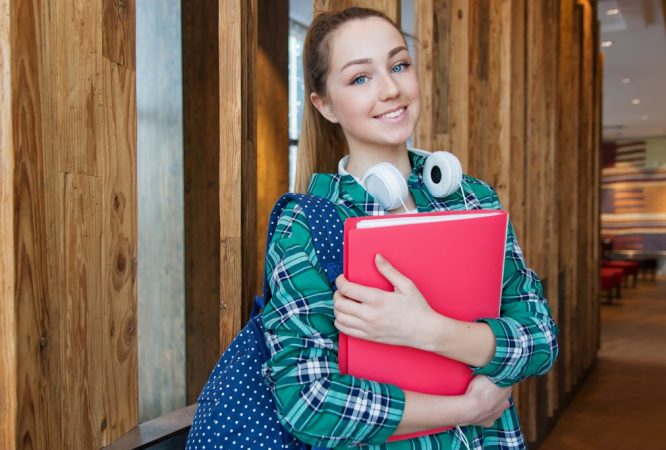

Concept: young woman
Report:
left=261, top=7, right=558, bottom=449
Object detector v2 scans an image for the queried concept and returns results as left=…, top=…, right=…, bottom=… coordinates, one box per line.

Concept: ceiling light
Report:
left=631, top=98, right=641, bottom=105
left=606, top=8, right=620, bottom=15
left=601, top=40, right=613, bottom=48
left=621, top=78, right=631, bottom=84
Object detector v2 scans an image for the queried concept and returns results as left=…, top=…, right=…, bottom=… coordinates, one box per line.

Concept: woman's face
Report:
left=313, top=17, right=421, bottom=151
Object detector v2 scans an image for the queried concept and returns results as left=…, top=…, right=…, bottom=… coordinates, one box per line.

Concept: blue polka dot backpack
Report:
left=186, top=194, right=343, bottom=450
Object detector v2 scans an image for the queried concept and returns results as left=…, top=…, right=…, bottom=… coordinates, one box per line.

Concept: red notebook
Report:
left=339, top=209, right=508, bottom=441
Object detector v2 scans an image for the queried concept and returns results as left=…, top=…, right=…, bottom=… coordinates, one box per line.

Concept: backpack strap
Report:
left=253, top=193, right=344, bottom=317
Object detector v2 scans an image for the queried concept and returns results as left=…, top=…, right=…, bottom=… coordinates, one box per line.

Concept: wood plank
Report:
left=578, top=0, right=594, bottom=374
left=11, top=0, right=57, bottom=447
left=219, top=0, right=258, bottom=350
left=524, top=0, right=560, bottom=440
left=414, top=0, right=449, bottom=151
left=103, top=0, right=136, bottom=68
left=558, top=0, right=582, bottom=397
left=257, top=0, right=289, bottom=294
left=448, top=0, right=470, bottom=170
left=508, top=0, right=526, bottom=240
left=314, top=0, right=401, bottom=24
left=0, top=0, right=18, bottom=447
left=182, top=0, right=221, bottom=404
left=61, top=173, right=103, bottom=449
left=99, top=18, right=139, bottom=450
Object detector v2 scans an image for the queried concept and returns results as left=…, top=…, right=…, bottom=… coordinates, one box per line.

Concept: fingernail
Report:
left=375, top=253, right=384, bottom=263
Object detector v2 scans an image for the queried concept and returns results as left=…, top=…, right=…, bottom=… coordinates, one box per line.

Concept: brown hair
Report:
left=295, top=7, right=404, bottom=192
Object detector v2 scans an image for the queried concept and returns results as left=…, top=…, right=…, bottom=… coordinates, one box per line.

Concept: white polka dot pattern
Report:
left=186, top=194, right=343, bottom=450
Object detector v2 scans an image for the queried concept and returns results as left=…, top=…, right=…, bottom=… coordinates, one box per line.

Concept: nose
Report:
left=378, top=72, right=400, bottom=102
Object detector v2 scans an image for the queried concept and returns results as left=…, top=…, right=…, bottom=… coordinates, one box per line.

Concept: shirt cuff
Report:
left=366, top=383, right=406, bottom=444
left=470, top=317, right=520, bottom=387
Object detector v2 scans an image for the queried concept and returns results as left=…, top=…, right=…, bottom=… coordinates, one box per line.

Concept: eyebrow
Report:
left=340, top=45, right=409, bottom=72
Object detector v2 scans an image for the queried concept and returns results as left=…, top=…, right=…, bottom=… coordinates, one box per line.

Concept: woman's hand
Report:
left=462, top=376, right=512, bottom=428
left=333, top=253, right=438, bottom=349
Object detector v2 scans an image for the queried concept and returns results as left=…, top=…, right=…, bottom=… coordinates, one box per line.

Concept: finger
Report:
left=333, top=312, right=367, bottom=331
left=334, top=296, right=368, bottom=319
left=336, top=277, right=386, bottom=305
left=375, top=253, right=414, bottom=292
left=335, top=274, right=348, bottom=290
left=334, top=319, right=369, bottom=339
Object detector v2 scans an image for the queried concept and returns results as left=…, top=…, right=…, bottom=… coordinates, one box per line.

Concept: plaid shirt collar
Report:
left=308, top=150, right=475, bottom=216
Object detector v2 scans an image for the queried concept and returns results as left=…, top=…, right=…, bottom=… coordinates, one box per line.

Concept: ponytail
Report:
left=295, top=7, right=402, bottom=193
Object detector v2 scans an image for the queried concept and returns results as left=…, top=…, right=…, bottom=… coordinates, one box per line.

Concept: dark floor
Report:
left=539, top=277, right=666, bottom=450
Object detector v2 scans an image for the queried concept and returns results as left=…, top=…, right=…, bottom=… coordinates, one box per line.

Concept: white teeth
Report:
left=381, top=107, right=404, bottom=119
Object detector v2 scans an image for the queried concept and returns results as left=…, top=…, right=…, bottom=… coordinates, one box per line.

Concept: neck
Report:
left=345, top=142, right=411, bottom=180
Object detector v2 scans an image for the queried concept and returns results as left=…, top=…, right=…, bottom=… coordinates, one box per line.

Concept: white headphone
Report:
left=337, top=148, right=465, bottom=211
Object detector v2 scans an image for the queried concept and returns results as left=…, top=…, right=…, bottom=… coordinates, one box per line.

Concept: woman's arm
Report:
left=334, top=192, right=559, bottom=387
left=395, top=376, right=511, bottom=436
left=264, top=203, right=510, bottom=448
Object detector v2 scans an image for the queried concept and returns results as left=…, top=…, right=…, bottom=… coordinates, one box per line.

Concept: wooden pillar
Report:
left=219, top=0, right=258, bottom=350
left=414, top=0, right=526, bottom=222
left=577, top=0, right=595, bottom=380
left=558, top=0, right=582, bottom=399
left=524, top=0, right=560, bottom=441
left=1, top=0, right=138, bottom=447
left=314, top=0, right=401, bottom=25
left=414, top=0, right=452, bottom=152
left=182, top=0, right=222, bottom=404
left=0, top=1, right=18, bottom=447
left=256, top=0, right=290, bottom=294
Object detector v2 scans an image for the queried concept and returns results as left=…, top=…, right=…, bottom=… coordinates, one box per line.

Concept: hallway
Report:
left=539, top=277, right=666, bottom=450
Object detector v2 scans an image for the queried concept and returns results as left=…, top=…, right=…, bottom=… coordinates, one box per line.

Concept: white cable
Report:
left=455, top=426, right=471, bottom=450
left=460, top=184, right=469, bottom=211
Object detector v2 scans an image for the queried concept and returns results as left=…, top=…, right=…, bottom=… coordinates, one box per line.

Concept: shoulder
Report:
left=461, top=175, right=503, bottom=209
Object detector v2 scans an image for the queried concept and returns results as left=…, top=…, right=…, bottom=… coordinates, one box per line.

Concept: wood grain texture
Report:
left=103, top=0, right=135, bottom=68
left=7, top=0, right=138, bottom=447
left=219, top=0, right=258, bottom=351
left=314, top=0, right=401, bottom=24
left=0, top=1, right=18, bottom=448
left=414, top=0, right=450, bottom=151
left=577, top=0, right=595, bottom=378
left=448, top=0, right=469, bottom=170
left=558, top=0, right=581, bottom=397
left=524, top=0, right=560, bottom=439
left=182, top=0, right=221, bottom=404
left=257, top=0, right=289, bottom=295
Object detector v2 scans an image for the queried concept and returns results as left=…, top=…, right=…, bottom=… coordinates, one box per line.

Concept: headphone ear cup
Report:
left=423, top=151, right=463, bottom=198
left=362, top=162, right=409, bottom=211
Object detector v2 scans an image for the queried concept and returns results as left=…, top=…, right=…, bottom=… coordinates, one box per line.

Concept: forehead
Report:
left=328, top=17, right=406, bottom=68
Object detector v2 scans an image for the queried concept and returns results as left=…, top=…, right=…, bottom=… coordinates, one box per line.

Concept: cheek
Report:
left=336, top=90, right=375, bottom=122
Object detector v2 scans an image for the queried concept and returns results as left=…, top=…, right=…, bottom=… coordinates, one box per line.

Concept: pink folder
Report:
left=339, top=209, right=508, bottom=441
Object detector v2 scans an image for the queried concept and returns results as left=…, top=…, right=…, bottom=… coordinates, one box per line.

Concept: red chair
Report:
left=602, top=260, right=639, bottom=288
left=601, top=267, right=623, bottom=303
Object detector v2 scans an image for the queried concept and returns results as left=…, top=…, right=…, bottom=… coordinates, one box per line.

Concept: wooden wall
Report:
left=218, top=0, right=258, bottom=351
left=0, top=1, right=17, bottom=447
left=182, top=0, right=222, bottom=404
left=256, top=0, right=290, bottom=294
left=1, top=0, right=138, bottom=448
left=414, top=0, right=602, bottom=446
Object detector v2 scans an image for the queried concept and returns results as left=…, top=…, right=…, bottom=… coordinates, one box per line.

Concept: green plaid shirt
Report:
left=261, top=151, right=558, bottom=449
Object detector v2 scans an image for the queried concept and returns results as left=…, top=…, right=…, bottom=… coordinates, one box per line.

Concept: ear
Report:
left=310, top=92, right=340, bottom=124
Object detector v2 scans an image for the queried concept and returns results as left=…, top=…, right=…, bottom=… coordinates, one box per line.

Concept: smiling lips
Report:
left=376, top=106, right=406, bottom=120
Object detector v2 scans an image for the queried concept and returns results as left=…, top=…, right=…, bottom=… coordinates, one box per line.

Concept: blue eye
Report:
left=352, top=75, right=368, bottom=85
left=392, top=62, right=409, bottom=73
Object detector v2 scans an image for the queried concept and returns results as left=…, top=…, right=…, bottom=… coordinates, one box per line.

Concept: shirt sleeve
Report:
left=471, top=189, right=560, bottom=387
left=261, top=202, right=405, bottom=448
